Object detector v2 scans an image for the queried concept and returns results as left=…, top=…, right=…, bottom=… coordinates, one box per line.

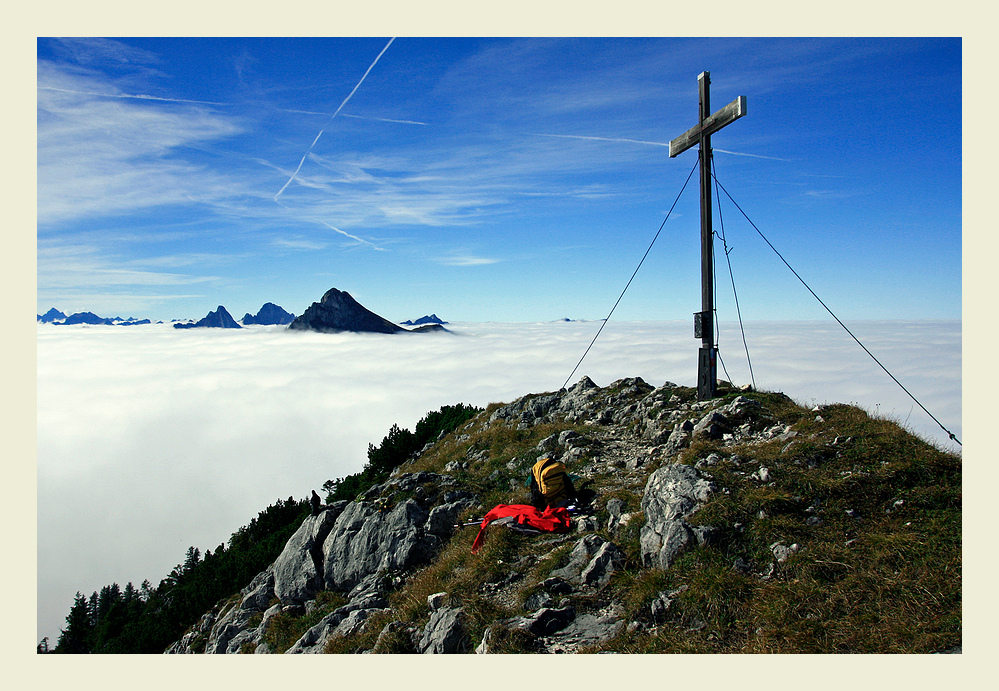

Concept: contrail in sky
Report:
left=279, top=110, right=427, bottom=126
left=274, top=38, right=396, bottom=200
left=38, top=85, right=232, bottom=106
left=317, top=220, right=387, bottom=251
left=714, top=148, right=791, bottom=162
left=534, top=133, right=670, bottom=147
left=340, top=113, right=428, bottom=126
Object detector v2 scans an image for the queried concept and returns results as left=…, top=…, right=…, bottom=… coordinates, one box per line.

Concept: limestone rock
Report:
left=425, top=499, right=478, bottom=540
left=427, top=592, right=448, bottom=612
left=551, top=535, right=624, bottom=587
left=507, top=606, right=576, bottom=637
left=693, top=410, right=728, bottom=440
left=579, top=541, right=626, bottom=588
left=273, top=503, right=347, bottom=605
left=240, top=569, right=275, bottom=612
left=640, top=463, right=715, bottom=570
left=418, top=606, right=469, bottom=653
left=665, top=420, right=695, bottom=454
left=189, top=569, right=276, bottom=654
left=285, top=593, right=390, bottom=654
left=523, top=590, right=555, bottom=611
left=322, top=498, right=432, bottom=591
left=544, top=613, right=624, bottom=651
left=550, top=534, right=604, bottom=583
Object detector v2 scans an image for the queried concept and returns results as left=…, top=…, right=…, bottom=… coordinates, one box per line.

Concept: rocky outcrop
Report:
left=173, top=305, right=241, bottom=329
left=165, top=568, right=278, bottom=654
left=242, top=302, right=295, bottom=325
left=322, top=499, right=433, bottom=590
left=165, top=471, right=477, bottom=654
left=640, top=463, right=715, bottom=570
left=277, top=482, right=465, bottom=598
left=288, top=288, right=405, bottom=334
left=273, top=502, right=347, bottom=605
left=285, top=581, right=391, bottom=654
left=162, top=374, right=960, bottom=655
left=505, top=606, right=577, bottom=637
left=544, top=613, right=624, bottom=652
left=418, top=605, right=469, bottom=653
left=551, top=534, right=625, bottom=587
left=164, top=377, right=786, bottom=653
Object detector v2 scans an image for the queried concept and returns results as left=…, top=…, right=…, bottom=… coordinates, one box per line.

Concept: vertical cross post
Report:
left=669, top=71, right=747, bottom=400
left=697, top=72, right=716, bottom=400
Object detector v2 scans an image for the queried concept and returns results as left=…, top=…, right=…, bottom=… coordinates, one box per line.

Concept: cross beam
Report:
left=669, top=71, right=747, bottom=400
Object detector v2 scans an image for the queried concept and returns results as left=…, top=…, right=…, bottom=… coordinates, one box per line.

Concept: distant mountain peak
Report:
left=38, top=308, right=67, bottom=323
left=174, top=305, right=241, bottom=329
left=61, top=311, right=113, bottom=325
left=289, top=288, right=405, bottom=334
left=242, top=302, right=295, bottom=325
left=401, top=314, right=448, bottom=326
left=38, top=308, right=151, bottom=326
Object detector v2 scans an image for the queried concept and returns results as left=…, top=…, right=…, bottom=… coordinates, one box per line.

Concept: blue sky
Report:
left=36, top=37, right=961, bottom=323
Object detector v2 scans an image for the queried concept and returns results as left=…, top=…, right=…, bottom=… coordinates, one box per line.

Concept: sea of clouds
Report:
left=36, top=319, right=961, bottom=644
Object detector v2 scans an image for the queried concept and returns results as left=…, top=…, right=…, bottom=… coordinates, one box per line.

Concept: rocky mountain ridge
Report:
left=289, top=288, right=446, bottom=334
left=38, top=302, right=295, bottom=328
left=37, top=308, right=152, bottom=326
left=174, top=305, right=242, bottom=329
left=401, top=314, right=447, bottom=326
left=242, top=302, right=296, bottom=325
left=39, top=293, right=443, bottom=332
left=163, top=376, right=961, bottom=654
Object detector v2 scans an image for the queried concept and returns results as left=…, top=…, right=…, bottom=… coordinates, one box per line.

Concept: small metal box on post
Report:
left=669, top=71, right=746, bottom=400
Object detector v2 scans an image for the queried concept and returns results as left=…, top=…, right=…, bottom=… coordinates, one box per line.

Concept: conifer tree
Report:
left=55, top=592, right=93, bottom=653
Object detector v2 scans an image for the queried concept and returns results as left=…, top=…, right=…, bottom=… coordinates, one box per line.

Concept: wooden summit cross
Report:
left=669, top=71, right=747, bottom=400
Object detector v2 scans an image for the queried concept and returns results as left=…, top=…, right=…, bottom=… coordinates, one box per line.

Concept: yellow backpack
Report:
left=531, top=457, right=569, bottom=505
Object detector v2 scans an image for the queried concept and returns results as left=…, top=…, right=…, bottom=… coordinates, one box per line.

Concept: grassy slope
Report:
left=265, top=382, right=962, bottom=654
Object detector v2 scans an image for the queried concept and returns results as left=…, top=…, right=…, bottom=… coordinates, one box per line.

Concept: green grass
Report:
left=600, top=393, right=961, bottom=653
left=261, top=591, right=346, bottom=654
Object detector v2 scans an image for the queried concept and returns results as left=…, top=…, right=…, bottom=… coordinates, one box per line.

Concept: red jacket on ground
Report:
left=470, top=503, right=571, bottom=553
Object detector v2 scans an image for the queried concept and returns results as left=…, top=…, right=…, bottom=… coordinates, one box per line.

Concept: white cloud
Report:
left=270, top=236, right=329, bottom=251
left=36, top=319, right=961, bottom=644
left=37, top=62, right=247, bottom=226
left=37, top=244, right=221, bottom=289
left=48, top=37, right=161, bottom=68
left=436, top=255, right=501, bottom=266
left=38, top=85, right=233, bottom=107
